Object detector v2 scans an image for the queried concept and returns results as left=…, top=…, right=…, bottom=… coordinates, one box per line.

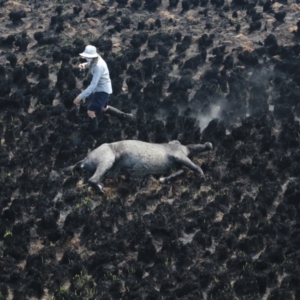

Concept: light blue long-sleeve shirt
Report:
left=79, top=55, right=112, bottom=99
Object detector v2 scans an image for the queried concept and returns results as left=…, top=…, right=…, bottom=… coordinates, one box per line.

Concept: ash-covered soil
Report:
left=1, top=0, right=300, bottom=299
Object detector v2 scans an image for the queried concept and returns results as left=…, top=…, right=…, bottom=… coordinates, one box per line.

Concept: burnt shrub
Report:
left=9, top=10, right=27, bottom=24
left=174, top=31, right=182, bottom=42
left=223, top=55, right=234, bottom=69
left=0, top=78, right=11, bottom=97
left=130, top=32, right=148, bottom=48
left=158, top=45, right=170, bottom=57
left=169, top=0, right=179, bottom=6
left=0, top=283, right=8, bottom=299
left=237, top=50, right=259, bottom=66
left=61, top=89, right=80, bottom=109
left=124, top=48, right=140, bottom=61
left=92, top=38, right=112, bottom=52
left=116, top=0, right=128, bottom=4
left=267, top=289, right=293, bottom=300
left=73, top=6, right=82, bottom=15
left=198, top=33, right=214, bottom=48
left=132, top=0, right=143, bottom=8
left=275, top=11, right=286, bottom=22
left=273, top=104, right=294, bottom=121
left=183, top=53, right=206, bottom=70
left=191, top=0, right=200, bottom=6
left=212, top=45, right=226, bottom=64
left=252, top=12, right=262, bottom=21
left=33, top=31, right=44, bottom=42
left=55, top=5, right=62, bottom=15
left=182, top=0, right=191, bottom=10
left=141, top=57, right=157, bottom=78
left=148, top=32, right=174, bottom=51
left=14, top=33, right=29, bottom=52
left=232, top=0, right=248, bottom=5
left=264, top=34, right=277, bottom=46
left=169, top=75, right=193, bottom=91
left=255, top=182, right=281, bottom=207
left=237, top=235, right=264, bottom=254
left=144, top=0, right=161, bottom=10
left=0, top=35, right=15, bottom=45
left=176, top=35, right=192, bottom=53
left=263, top=0, right=272, bottom=11
left=121, top=16, right=131, bottom=28
left=85, top=8, right=108, bottom=18
left=175, top=282, right=199, bottom=298
left=234, top=276, right=260, bottom=297
left=39, top=208, right=60, bottom=229
left=63, top=211, right=86, bottom=235
left=38, top=36, right=59, bottom=46
left=249, top=21, right=262, bottom=32
left=6, top=54, right=17, bottom=68
left=56, top=65, right=76, bottom=91
left=211, top=0, right=224, bottom=7
left=231, top=125, right=251, bottom=141
left=137, top=238, right=157, bottom=263
left=52, top=50, right=62, bottom=61
left=12, top=66, right=27, bottom=84
left=38, top=64, right=49, bottom=79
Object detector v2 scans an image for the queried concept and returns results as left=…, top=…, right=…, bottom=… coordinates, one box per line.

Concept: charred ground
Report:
left=1, top=0, right=300, bottom=299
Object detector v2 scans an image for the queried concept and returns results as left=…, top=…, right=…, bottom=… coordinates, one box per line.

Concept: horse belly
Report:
left=120, top=150, right=172, bottom=176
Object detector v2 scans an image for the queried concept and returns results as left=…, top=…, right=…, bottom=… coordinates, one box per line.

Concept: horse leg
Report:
left=62, top=160, right=84, bottom=174
left=174, top=154, right=206, bottom=180
left=159, top=170, right=185, bottom=184
left=88, top=151, right=116, bottom=193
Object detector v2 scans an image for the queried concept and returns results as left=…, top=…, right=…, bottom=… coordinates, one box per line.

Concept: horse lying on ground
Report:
left=63, top=140, right=213, bottom=192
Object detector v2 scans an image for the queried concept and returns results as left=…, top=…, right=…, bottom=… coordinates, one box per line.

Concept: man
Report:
left=73, top=45, right=133, bottom=133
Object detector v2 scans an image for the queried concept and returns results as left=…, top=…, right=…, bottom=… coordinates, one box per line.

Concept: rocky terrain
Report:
left=1, top=0, right=300, bottom=299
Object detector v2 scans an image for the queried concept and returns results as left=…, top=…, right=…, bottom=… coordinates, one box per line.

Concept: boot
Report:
left=96, top=112, right=103, bottom=124
left=89, top=117, right=98, bottom=133
left=105, top=106, right=134, bottom=122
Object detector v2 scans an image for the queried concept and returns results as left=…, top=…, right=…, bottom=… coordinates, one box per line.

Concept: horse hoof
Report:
left=97, top=184, right=104, bottom=193
left=159, top=178, right=166, bottom=184
left=205, top=142, right=213, bottom=150
left=126, top=114, right=136, bottom=123
left=62, top=167, right=72, bottom=174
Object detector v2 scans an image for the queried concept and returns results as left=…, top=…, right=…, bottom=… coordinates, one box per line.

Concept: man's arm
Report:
left=79, top=65, right=103, bottom=99
left=79, top=62, right=88, bottom=70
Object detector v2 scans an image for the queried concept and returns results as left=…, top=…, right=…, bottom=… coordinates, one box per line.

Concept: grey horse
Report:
left=63, top=140, right=213, bottom=191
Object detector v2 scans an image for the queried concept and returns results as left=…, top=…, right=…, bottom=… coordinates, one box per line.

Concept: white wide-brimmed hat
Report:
left=79, top=45, right=99, bottom=58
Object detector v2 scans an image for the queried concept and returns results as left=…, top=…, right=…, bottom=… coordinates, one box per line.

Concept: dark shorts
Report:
left=87, top=92, right=110, bottom=113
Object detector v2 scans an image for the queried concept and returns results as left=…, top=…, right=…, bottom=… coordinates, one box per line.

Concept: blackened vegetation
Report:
left=9, top=10, right=27, bottom=24
left=0, top=0, right=300, bottom=298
